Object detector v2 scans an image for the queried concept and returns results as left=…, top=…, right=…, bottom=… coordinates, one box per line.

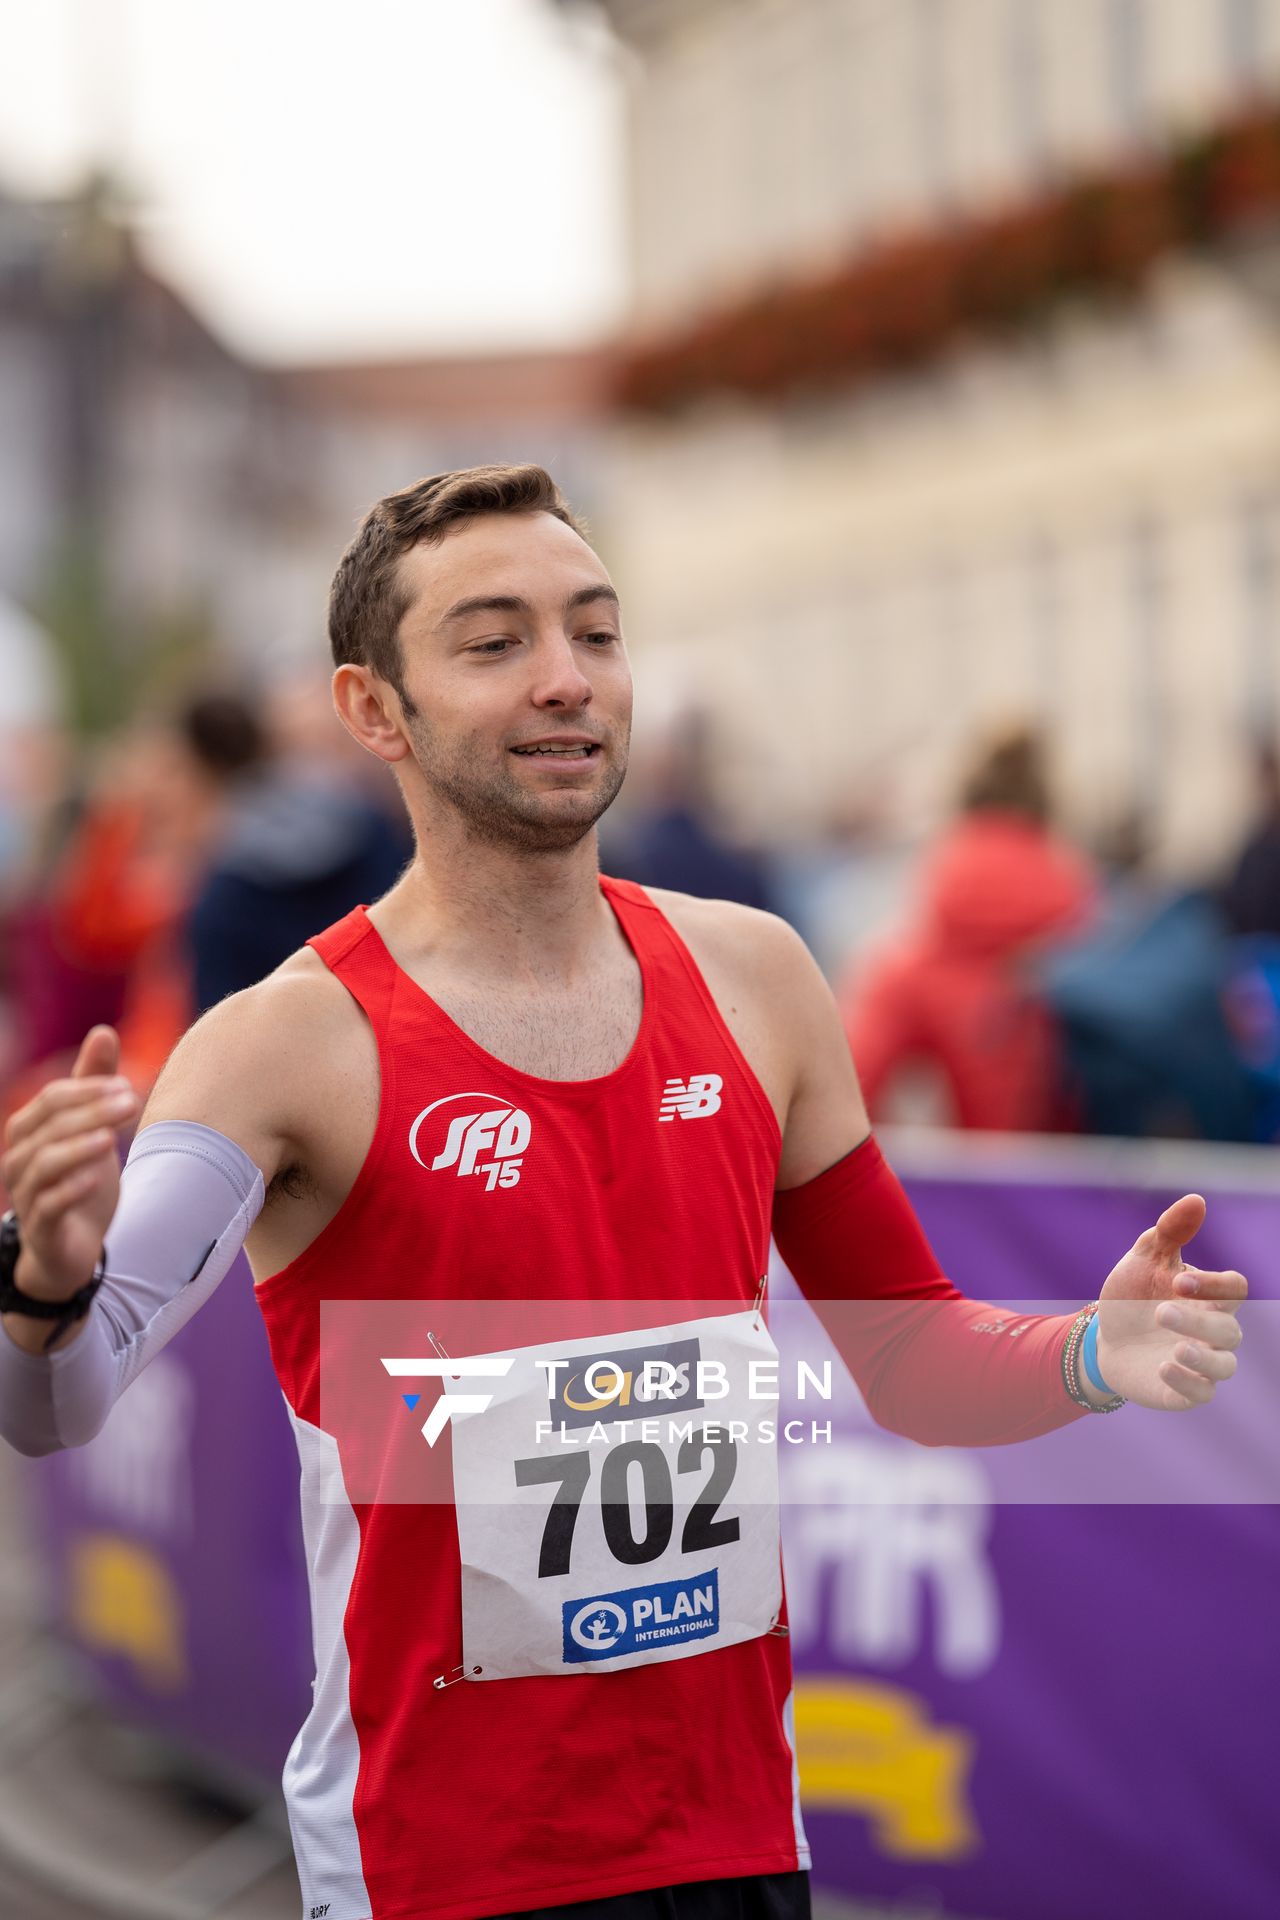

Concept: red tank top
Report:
left=253, top=877, right=809, bottom=1920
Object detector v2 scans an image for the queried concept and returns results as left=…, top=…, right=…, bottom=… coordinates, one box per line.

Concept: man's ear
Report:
left=332, top=664, right=412, bottom=764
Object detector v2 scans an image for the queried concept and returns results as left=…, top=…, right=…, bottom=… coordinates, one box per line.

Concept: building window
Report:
left=1006, top=0, right=1047, bottom=177
left=1108, top=0, right=1146, bottom=141
left=913, top=0, right=951, bottom=211
left=1127, top=512, right=1165, bottom=811
left=1027, top=529, right=1059, bottom=717
left=1240, top=494, right=1278, bottom=737
left=1224, top=0, right=1264, bottom=84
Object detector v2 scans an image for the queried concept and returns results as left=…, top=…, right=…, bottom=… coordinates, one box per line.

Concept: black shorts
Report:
left=498, top=1872, right=812, bottom=1920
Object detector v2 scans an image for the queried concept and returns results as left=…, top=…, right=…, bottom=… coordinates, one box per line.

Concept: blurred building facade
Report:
left=0, top=181, right=614, bottom=725
left=599, top=0, right=1280, bottom=871
left=7, top=4, right=1280, bottom=880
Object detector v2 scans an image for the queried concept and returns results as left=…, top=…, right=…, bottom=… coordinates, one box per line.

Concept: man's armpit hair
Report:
left=266, top=1161, right=318, bottom=1206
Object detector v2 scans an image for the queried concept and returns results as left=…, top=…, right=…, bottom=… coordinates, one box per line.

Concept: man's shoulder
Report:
left=638, top=886, right=810, bottom=993
left=142, top=941, right=375, bottom=1165
left=210, top=945, right=351, bottom=1031
left=162, top=946, right=362, bottom=1089
left=629, top=889, right=834, bottom=1136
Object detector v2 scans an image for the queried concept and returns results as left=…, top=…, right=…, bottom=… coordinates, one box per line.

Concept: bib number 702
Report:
left=513, top=1433, right=739, bottom=1578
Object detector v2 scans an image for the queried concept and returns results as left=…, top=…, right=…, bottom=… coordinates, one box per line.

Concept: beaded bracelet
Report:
left=1061, top=1302, right=1127, bottom=1413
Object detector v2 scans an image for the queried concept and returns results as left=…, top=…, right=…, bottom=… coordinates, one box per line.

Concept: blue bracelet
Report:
left=1082, top=1311, right=1115, bottom=1395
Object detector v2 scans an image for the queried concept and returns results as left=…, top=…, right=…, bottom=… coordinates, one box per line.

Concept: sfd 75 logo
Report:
left=409, top=1091, right=531, bottom=1190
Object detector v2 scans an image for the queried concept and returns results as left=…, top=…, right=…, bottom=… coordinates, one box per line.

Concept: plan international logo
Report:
left=562, top=1569, right=721, bottom=1663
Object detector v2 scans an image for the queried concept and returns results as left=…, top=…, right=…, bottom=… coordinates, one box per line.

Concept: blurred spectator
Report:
left=0, top=596, right=64, bottom=903
left=1218, top=748, right=1280, bottom=1137
left=1222, top=742, right=1280, bottom=937
left=2, top=668, right=413, bottom=1101
left=839, top=725, right=1096, bottom=1131
left=1, top=792, right=126, bottom=1102
left=188, top=677, right=411, bottom=1014
left=0, top=599, right=85, bottom=1092
left=45, top=697, right=265, bottom=1091
left=1042, top=806, right=1260, bottom=1142
left=771, top=781, right=910, bottom=980
left=604, top=709, right=775, bottom=912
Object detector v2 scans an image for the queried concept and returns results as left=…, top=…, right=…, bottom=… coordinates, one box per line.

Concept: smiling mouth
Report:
left=510, top=743, right=601, bottom=757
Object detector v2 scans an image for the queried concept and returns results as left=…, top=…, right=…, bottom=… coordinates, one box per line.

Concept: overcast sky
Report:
left=0, top=0, right=628, bottom=364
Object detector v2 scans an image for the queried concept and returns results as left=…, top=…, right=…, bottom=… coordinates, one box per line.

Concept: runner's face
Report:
left=392, top=512, right=632, bottom=852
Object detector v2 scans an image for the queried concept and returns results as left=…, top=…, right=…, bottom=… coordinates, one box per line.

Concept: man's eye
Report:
left=472, top=638, right=513, bottom=655
left=582, top=631, right=617, bottom=646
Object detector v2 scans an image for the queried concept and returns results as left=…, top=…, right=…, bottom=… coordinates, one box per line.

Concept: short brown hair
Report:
left=958, top=723, right=1051, bottom=825
left=328, top=464, right=585, bottom=712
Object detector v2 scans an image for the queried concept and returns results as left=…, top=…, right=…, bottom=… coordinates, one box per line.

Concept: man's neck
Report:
left=370, top=830, right=613, bottom=985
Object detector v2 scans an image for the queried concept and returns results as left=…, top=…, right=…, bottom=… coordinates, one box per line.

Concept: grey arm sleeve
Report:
left=0, top=1121, right=265, bottom=1457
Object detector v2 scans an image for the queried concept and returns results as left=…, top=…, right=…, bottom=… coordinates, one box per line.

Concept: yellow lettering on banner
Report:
left=67, top=1534, right=186, bottom=1691
left=793, top=1677, right=977, bottom=1859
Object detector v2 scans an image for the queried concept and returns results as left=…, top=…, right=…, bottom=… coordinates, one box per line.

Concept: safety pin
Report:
left=426, top=1329, right=463, bottom=1382
left=767, top=1621, right=790, bottom=1638
left=432, top=1663, right=483, bottom=1691
left=752, top=1274, right=767, bottom=1329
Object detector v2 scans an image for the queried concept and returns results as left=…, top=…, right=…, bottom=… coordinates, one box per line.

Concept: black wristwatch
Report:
left=0, top=1211, right=106, bottom=1352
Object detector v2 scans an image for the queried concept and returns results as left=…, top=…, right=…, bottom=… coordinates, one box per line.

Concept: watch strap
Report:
left=0, top=1212, right=106, bottom=1352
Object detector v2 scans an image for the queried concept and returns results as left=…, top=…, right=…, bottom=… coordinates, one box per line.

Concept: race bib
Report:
left=447, top=1310, right=782, bottom=1680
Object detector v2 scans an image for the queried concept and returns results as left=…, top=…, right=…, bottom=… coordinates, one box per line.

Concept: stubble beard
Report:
left=406, top=715, right=629, bottom=853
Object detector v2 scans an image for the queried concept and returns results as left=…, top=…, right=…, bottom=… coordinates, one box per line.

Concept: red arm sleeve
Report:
left=771, top=1135, right=1088, bottom=1447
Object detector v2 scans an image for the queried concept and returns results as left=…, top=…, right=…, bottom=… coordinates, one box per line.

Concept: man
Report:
left=0, top=467, right=1247, bottom=1920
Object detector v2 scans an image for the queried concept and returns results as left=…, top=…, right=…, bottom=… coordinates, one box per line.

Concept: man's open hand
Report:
left=1, top=1027, right=140, bottom=1301
left=1094, top=1195, right=1246, bottom=1411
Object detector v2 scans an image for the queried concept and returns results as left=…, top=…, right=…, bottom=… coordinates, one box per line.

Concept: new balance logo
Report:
left=409, top=1091, right=531, bottom=1190
left=659, top=1073, right=723, bottom=1122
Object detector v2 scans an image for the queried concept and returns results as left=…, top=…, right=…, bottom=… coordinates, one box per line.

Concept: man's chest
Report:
left=251, top=930, right=788, bottom=1281
left=427, top=966, right=644, bottom=1081
left=250, top=966, right=648, bottom=1277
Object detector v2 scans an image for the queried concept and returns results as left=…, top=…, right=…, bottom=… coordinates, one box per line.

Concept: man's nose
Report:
left=531, top=633, right=593, bottom=709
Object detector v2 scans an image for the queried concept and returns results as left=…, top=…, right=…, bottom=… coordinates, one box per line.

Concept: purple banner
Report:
left=780, top=1131, right=1278, bottom=1920
left=15, top=1131, right=1279, bottom=1919
left=20, top=1250, right=313, bottom=1785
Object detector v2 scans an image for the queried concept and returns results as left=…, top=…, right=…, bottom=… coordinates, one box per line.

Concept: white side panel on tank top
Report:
left=283, top=1403, right=372, bottom=1920
left=782, top=1688, right=812, bottom=1870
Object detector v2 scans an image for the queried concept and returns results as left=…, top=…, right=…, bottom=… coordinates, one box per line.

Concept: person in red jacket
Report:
left=840, top=726, right=1096, bottom=1131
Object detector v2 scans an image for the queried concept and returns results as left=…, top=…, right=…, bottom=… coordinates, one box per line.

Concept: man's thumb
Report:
left=1149, top=1192, right=1207, bottom=1257
left=71, top=1026, right=121, bottom=1080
